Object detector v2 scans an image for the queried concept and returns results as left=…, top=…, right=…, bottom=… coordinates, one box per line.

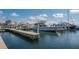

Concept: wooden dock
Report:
left=6, top=28, right=40, bottom=40
left=0, top=35, right=7, bottom=49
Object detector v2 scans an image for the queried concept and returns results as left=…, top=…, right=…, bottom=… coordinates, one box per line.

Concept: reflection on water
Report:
left=2, top=30, right=79, bottom=49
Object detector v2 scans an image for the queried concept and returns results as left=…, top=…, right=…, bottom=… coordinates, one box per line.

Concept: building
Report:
left=17, top=22, right=34, bottom=30
left=5, top=20, right=17, bottom=28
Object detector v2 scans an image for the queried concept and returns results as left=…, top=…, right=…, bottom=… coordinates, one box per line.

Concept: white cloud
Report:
left=0, top=10, right=3, bottom=14
left=26, top=15, right=48, bottom=24
left=25, top=14, right=48, bottom=24
left=0, top=16, right=7, bottom=23
left=28, top=16, right=35, bottom=24
left=36, top=16, right=47, bottom=20
left=70, top=9, right=79, bottom=14
left=11, top=12, right=19, bottom=16
left=29, top=16, right=36, bottom=20
left=40, top=14, right=48, bottom=17
left=52, top=13, right=66, bottom=18
left=69, top=19, right=79, bottom=25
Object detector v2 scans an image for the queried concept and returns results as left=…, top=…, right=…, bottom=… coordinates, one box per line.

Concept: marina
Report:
left=0, top=9, right=79, bottom=49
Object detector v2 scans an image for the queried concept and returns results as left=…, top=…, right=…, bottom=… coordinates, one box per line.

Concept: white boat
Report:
left=38, top=27, right=56, bottom=32
left=34, top=23, right=56, bottom=32
left=55, top=23, right=67, bottom=31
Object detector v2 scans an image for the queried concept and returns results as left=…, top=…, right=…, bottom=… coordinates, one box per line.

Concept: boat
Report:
left=38, top=27, right=56, bottom=32
left=69, top=25, right=76, bottom=29
left=34, top=22, right=68, bottom=32
left=75, top=26, right=79, bottom=30
left=55, top=23, right=67, bottom=31
left=66, top=24, right=76, bottom=30
left=34, top=23, right=56, bottom=32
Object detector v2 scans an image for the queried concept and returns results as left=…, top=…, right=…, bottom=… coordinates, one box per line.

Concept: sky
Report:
left=0, top=9, right=79, bottom=25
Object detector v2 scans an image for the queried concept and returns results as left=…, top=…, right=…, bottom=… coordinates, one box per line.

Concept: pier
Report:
left=0, top=35, right=7, bottom=49
left=6, top=28, right=40, bottom=40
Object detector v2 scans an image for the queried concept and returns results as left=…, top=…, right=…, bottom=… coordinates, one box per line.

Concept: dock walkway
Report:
left=6, top=28, right=40, bottom=40
left=0, top=35, right=7, bottom=49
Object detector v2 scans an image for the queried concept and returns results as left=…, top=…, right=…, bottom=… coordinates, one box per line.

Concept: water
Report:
left=2, top=30, right=79, bottom=49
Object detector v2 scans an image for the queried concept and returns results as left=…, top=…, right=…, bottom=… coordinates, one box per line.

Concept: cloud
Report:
left=29, top=16, right=36, bottom=20
left=52, top=13, right=66, bottom=18
left=0, top=16, right=7, bottom=23
left=36, top=14, right=48, bottom=21
left=36, top=16, right=47, bottom=20
left=31, top=15, right=47, bottom=21
left=39, top=14, right=48, bottom=17
left=69, top=19, right=79, bottom=25
left=70, top=9, right=79, bottom=14
left=11, top=12, right=19, bottom=16
left=24, top=14, right=48, bottom=24
left=27, top=14, right=48, bottom=24
left=28, top=16, right=36, bottom=24
left=0, top=10, right=3, bottom=14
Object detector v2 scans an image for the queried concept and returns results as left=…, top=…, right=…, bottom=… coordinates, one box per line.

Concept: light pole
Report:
left=36, top=17, right=40, bottom=33
left=67, top=9, right=70, bottom=30
left=37, top=22, right=39, bottom=33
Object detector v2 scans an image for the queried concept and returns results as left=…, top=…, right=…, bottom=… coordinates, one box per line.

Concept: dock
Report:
left=6, top=28, right=40, bottom=40
left=0, top=29, right=5, bottom=32
left=0, top=35, right=7, bottom=49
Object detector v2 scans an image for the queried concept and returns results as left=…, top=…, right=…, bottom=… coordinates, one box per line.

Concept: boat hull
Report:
left=34, top=27, right=56, bottom=32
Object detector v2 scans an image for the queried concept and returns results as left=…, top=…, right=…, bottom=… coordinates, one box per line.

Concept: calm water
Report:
left=2, top=30, right=79, bottom=49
